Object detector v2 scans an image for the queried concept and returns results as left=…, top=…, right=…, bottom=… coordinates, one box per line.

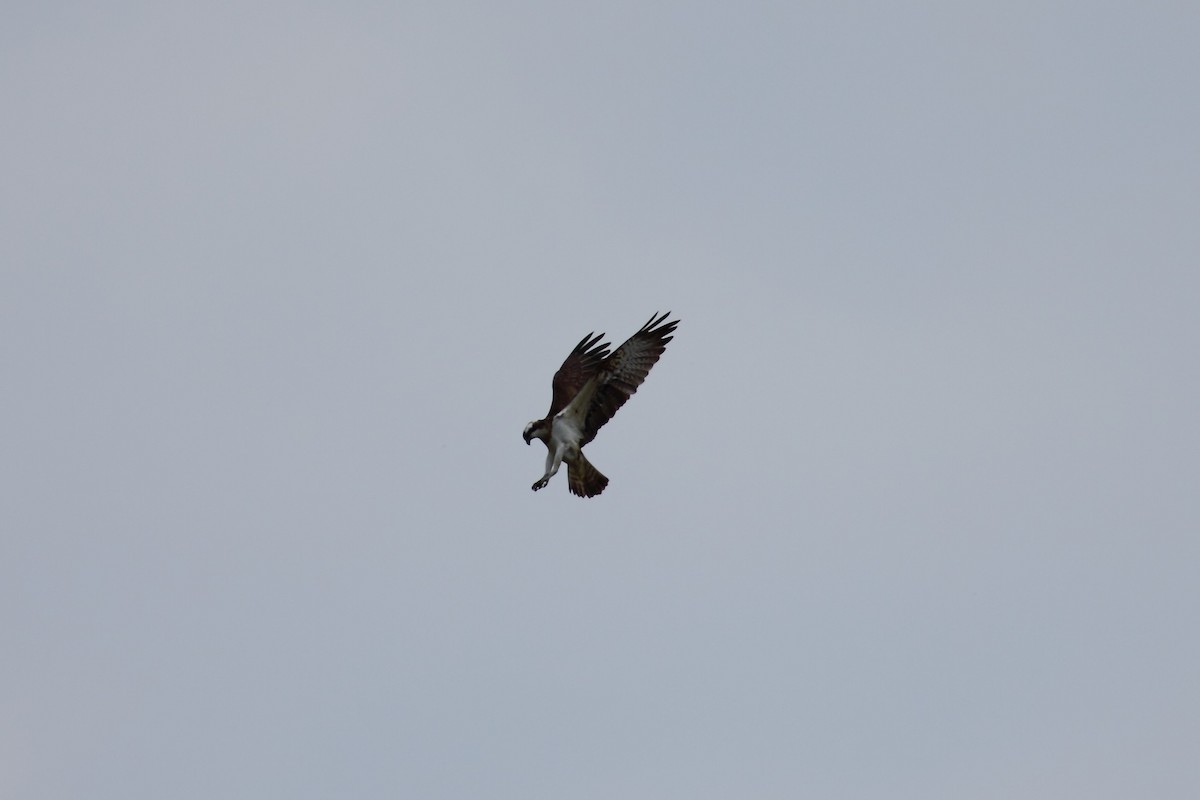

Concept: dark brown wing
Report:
left=548, top=331, right=610, bottom=417
left=581, top=312, right=679, bottom=445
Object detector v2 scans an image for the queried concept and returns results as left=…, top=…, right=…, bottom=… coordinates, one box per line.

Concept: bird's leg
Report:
left=532, top=444, right=565, bottom=491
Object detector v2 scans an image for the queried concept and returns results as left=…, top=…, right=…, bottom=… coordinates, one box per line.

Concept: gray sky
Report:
left=3, top=2, right=1198, bottom=797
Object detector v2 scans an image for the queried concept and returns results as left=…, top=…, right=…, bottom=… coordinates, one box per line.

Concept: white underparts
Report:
left=536, top=408, right=586, bottom=487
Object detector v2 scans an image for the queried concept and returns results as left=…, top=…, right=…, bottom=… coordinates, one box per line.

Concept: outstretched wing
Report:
left=547, top=331, right=611, bottom=417
left=581, top=311, right=679, bottom=445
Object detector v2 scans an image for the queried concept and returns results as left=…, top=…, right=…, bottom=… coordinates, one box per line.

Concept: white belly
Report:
left=550, top=414, right=583, bottom=454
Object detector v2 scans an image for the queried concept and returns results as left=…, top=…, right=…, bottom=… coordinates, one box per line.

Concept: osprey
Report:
left=523, top=311, right=679, bottom=498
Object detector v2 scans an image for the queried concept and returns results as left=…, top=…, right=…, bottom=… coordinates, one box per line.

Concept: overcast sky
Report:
left=3, top=2, right=1198, bottom=798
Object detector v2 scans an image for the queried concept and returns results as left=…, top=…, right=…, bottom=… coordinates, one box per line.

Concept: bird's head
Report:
left=522, top=420, right=545, bottom=445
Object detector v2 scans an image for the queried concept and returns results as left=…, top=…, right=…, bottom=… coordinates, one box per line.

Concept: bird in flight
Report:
left=523, top=312, right=680, bottom=497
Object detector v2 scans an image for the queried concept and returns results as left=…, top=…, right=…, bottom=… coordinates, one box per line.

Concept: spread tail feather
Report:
left=568, top=453, right=609, bottom=498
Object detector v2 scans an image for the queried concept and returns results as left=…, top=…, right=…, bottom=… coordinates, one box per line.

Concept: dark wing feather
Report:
left=581, top=312, right=679, bottom=445
left=548, top=331, right=610, bottom=417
